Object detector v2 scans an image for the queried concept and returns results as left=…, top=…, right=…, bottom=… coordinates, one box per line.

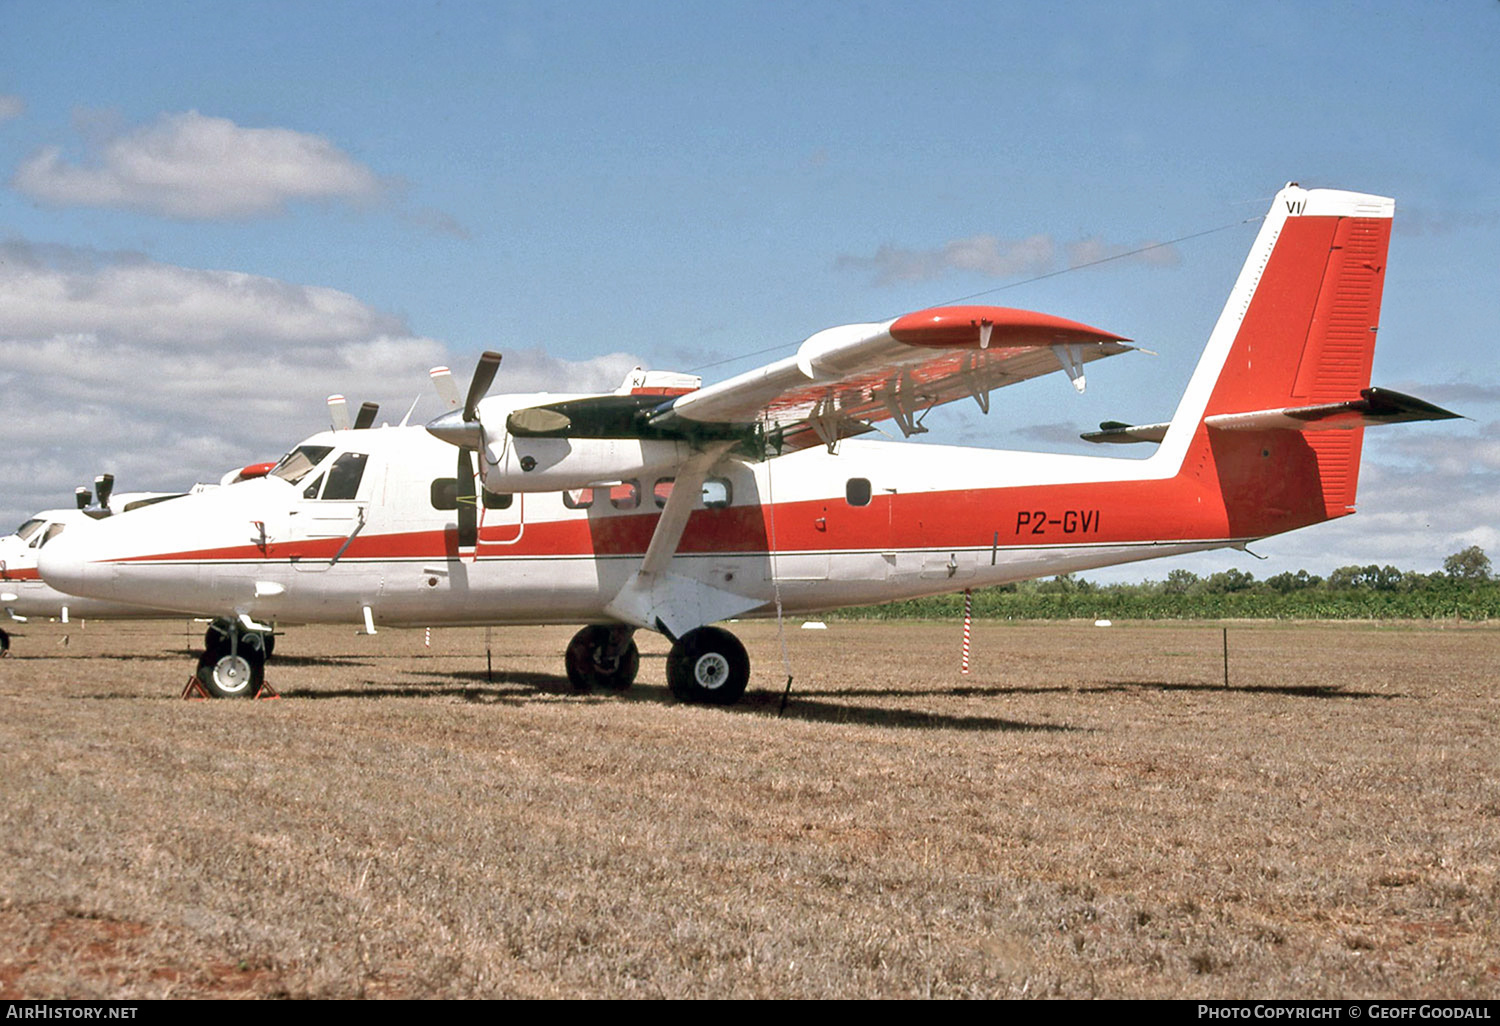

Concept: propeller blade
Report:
left=327, top=394, right=351, bottom=432
left=456, top=447, right=478, bottom=549
left=94, top=474, right=114, bottom=513
left=75, top=487, right=91, bottom=510
left=464, top=351, right=503, bottom=423
left=353, top=402, right=380, bottom=430
left=429, top=367, right=462, bottom=411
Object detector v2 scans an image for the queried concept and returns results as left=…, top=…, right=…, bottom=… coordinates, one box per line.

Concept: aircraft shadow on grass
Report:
left=821, top=680, right=1403, bottom=702
left=296, top=668, right=1074, bottom=732
left=1091, top=680, right=1404, bottom=700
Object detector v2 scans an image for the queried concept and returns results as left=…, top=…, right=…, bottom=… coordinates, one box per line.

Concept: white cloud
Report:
left=12, top=110, right=384, bottom=219
left=0, top=94, right=24, bottom=123
left=0, top=243, right=644, bottom=528
left=837, top=233, right=1179, bottom=287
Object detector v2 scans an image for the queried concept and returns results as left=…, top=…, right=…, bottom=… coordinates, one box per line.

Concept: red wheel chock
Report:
left=180, top=677, right=281, bottom=700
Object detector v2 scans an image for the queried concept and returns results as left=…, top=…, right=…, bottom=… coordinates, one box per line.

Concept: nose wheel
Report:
left=195, top=619, right=271, bottom=698
left=666, top=626, right=750, bottom=705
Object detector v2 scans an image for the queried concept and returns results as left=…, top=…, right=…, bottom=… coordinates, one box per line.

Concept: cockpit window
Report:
left=39, top=523, right=66, bottom=547
left=322, top=452, right=369, bottom=501
left=271, top=445, right=335, bottom=485
left=14, top=519, right=43, bottom=542
left=302, top=474, right=325, bottom=500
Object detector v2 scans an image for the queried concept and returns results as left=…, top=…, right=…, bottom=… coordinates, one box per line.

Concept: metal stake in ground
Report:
left=1222, top=626, right=1229, bottom=688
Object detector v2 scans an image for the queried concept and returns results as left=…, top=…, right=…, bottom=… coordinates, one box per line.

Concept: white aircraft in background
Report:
left=41, top=185, right=1457, bottom=699
left=1, top=476, right=198, bottom=652
left=0, top=400, right=380, bottom=654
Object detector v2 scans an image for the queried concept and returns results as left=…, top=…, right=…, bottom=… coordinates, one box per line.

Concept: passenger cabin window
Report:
left=322, top=452, right=369, bottom=501
left=846, top=477, right=872, bottom=507
left=562, top=488, right=595, bottom=510
left=430, top=479, right=458, bottom=510
left=702, top=478, right=732, bottom=509
left=609, top=481, right=640, bottom=511
left=271, top=445, right=334, bottom=486
left=653, top=479, right=674, bottom=509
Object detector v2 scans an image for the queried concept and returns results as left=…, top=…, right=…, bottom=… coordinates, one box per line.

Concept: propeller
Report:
left=353, top=402, right=380, bottom=430
left=94, top=474, right=114, bottom=514
left=327, top=395, right=351, bottom=432
left=427, top=352, right=501, bottom=551
left=455, top=447, right=478, bottom=549
left=328, top=395, right=381, bottom=431
left=426, top=351, right=501, bottom=450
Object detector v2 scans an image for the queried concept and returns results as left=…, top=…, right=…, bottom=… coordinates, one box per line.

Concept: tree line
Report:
left=835, top=546, right=1499, bottom=621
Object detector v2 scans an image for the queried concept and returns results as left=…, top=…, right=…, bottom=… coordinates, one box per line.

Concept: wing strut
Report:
left=605, top=442, right=758, bottom=638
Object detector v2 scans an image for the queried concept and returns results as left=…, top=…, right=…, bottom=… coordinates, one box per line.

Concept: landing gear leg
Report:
left=666, top=626, right=750, bottom=706
left=205, top=619, right=275, bottom=660
left=565, top=625, right=640, bottom=692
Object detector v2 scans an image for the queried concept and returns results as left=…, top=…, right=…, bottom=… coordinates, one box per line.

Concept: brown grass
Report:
left=1, top=617, right=1496, bottom=998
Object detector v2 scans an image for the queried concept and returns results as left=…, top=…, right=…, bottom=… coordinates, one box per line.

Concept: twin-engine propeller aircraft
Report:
left=40, top=185, right=1457, bottom=698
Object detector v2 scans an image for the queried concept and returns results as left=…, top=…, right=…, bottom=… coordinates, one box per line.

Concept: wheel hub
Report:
left=693, top=652, right=730, bottom=689
left=213, top=654, right=253, bottom=694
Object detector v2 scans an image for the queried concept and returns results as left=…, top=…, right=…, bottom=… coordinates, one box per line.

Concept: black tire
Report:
left=564, top=625, right=639, bottom=692
left=0, top=627, right=9, bottom=656
left=666, top=626, right=750, bottom=705
left=195, top=645, right=265, bottom=698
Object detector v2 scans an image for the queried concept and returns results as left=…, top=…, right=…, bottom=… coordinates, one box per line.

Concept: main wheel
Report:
left=195, top=645, right=265, bottom=698
left=564, top=625, right=640, bottom=692
left=0, top=627, right=9, bottom=656
left=666, top=626, right=750, bottom=705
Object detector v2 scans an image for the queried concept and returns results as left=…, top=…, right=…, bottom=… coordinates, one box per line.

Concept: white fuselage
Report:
left=36, top=423, right=1232, bottom=631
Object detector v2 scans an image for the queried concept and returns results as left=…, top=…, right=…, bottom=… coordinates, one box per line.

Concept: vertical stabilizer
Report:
left=1153, top=184, right=1395, bottom=527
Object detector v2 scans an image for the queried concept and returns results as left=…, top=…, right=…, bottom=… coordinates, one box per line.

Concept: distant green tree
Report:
left=1443, top=545, right=1493, bottom=582
left=1267, top=569, right=1320, bottom=593
left=1205, top=568, right=1255, bottom=593
left=1164, top=568, right=1198, bottom=595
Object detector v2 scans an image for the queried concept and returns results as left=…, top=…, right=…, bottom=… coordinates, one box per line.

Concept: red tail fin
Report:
left=1157, top=185, right=1396, bottom=529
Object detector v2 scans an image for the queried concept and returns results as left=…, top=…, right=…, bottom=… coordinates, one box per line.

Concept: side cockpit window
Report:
left=321, top=453, right=369, bottom=501
left=39, top=523, right=66, bottom=547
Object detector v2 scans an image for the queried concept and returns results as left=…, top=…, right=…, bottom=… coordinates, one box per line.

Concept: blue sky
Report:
left=1, top=0, right=1496, bottom=581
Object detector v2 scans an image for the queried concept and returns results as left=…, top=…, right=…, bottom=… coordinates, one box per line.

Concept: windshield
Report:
left=14, top=518, right=44, bottom=542
left=270, top=445, right=334, bottom=486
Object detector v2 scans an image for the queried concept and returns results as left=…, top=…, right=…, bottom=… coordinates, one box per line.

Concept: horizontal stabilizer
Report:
left=1203, top=387, right=1461, bottom=433
left=1083, top=388, right=1458, bottom=444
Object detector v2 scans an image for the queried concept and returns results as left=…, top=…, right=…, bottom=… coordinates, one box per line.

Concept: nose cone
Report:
left=425, top=409, right=484, bottom=448
left=38, top=530, right=116, bottom=600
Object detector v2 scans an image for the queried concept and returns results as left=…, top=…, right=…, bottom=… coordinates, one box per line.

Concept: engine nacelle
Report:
left=479, top=435, right=694, bottom=493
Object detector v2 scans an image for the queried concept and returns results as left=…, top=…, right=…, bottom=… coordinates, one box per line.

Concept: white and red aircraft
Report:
left=40, top=184, right=1456, bottom=699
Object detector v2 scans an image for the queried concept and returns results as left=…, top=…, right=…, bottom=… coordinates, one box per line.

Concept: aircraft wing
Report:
left=647, top=305, right=1132, bottom=454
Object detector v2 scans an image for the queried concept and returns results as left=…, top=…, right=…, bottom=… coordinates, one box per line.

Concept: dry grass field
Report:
left=0, top=616, right=1496, bottom=999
